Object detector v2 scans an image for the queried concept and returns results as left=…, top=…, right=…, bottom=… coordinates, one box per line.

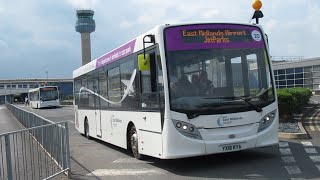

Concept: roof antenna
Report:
left=250, top=0, right=264, bottom=24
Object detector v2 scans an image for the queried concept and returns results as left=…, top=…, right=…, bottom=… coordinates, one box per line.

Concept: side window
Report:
left=99, top=72, right=108, bottom=109
left=80, top=77, right=88, bottom=109
left=88, top=78, right=96, bottom=108
left=120, top=60, right=139, bottom=109
left=74, top=79, right=82, bottom=105
left=108, top=67, right=121, bottom=107
left=140, top=52, right=159, bottom=109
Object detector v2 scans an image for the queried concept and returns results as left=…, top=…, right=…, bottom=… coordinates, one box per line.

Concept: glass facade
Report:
left=274, top=65, right=320, bottom=90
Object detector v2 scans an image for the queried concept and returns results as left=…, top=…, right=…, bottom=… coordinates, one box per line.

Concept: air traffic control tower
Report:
left=75, top=10, right=96, bottom=65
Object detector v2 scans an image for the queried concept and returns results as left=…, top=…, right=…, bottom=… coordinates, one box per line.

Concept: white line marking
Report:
left=316, top=124, right=320, bottom=132
left=301, top=141, right=313, bottom=147
left=291, top=178, right=306, bottom=180
left=285, top=166, right=301, bottom=174
left=68, top=120, right=75, bottom=124
left=0, top=107, right=3, bottom=110
left=316, top=165, right=320, bottom=171
left=304, top=121, right=318, bottom=124
left=282, top=156, right=296, bottom=163
left=87, top=169, right=166, bottom=176
left=305, top=148, right=318, bottom=154
left=309, top=125, right=316, bottom=131
left=112, top=158, right=145, bottom=164
left=279, top=148, right=292, bottom=155
left=309, top=156, right=320, bottom=162
left=279, top=142, right=289, bottom=148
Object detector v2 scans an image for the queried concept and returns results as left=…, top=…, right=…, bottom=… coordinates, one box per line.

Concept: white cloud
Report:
left=0, top=40, right=8, bottom=48
left=67, top=0, right=99, bottom=9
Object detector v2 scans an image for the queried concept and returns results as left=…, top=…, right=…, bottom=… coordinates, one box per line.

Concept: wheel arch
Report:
left=126, top=121, right=135, bottom=149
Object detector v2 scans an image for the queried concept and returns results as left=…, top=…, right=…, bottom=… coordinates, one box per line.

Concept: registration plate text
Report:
left=222, top=144, right=242, bottom=152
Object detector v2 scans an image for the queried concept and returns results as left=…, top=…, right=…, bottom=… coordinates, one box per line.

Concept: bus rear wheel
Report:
left=130, top=126, right=143, bottom=160
left=84, top=119, right=91, bottom=140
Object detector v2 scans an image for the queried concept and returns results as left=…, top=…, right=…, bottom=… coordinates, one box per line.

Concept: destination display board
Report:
left=165, top=24, right=265, bottom=51
left=41, top=87, right=57, bottom=91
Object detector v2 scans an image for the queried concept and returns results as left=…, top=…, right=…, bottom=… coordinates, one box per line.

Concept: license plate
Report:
left=221, top=144, right=242, bottom=152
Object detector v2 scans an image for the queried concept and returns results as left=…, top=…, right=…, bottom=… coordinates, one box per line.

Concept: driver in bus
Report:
left=199, top=71, right=213, bottom=95
left=171, top=75, right=197, bottom=99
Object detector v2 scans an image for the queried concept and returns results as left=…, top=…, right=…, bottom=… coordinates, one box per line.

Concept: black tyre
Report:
left=84, top=120, right=91, bottom=140
left=130, top=126, right=143, bottom=160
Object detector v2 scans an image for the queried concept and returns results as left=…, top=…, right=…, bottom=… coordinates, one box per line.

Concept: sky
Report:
left=0, top=0, right=319, bottom=79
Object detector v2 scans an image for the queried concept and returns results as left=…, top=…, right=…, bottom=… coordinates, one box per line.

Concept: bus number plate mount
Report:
left=221, top=144, right=242, bottom=152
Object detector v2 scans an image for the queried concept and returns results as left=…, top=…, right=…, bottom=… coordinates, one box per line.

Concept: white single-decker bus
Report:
left=73, top=22, right=278, bottom=159
left=29, top=86, right=60, bottom=109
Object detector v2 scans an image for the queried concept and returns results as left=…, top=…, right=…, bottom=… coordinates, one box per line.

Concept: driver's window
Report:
left=140, top=52, right=159, bottom=109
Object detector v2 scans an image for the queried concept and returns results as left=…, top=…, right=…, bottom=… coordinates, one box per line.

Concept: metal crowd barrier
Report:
left=1, top=104, right=71, bottom=180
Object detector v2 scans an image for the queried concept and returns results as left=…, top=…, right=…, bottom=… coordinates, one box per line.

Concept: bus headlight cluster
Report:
left=258, top=110, right=277, bottom=133
left=172, top=120, right=202, bottom=140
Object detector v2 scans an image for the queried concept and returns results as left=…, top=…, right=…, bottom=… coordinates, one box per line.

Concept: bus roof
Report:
left=28, top=86, right=58, bottom=93
left=73, top=22, right=262, bottom=79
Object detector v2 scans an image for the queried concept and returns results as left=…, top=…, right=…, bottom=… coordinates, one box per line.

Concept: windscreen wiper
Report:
left=204, top=96, right=262, bottom=112
left=239, top=97, right=262, bottom=112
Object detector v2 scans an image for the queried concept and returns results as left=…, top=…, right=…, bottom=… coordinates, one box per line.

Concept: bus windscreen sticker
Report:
left=96, top=39, right=136, bottom=69
left=165, top=24, right=265, bottom=51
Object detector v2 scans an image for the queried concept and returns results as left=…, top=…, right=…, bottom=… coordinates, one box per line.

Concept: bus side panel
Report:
left=77, top=109, right=96, bottom=136
left=30, top=101, right=38, bottom=109
left=139, top=131, right=162, bottom=158
left=103, top=111, right=163, bottom=152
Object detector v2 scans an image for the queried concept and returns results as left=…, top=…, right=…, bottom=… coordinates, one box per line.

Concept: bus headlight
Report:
left=258, top=110, right=277, bottom=133
left=172, top=120, right=202, bottom=140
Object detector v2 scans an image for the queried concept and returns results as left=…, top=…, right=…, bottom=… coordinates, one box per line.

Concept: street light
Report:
left=46, top=71, right=48, bottom=85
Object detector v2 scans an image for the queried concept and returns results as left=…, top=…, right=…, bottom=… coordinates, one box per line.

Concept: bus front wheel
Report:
left=130, top=126, right=143, bottom=160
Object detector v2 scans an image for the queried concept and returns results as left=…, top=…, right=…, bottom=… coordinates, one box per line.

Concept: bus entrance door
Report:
left=93, top=79, right=102, bottom=138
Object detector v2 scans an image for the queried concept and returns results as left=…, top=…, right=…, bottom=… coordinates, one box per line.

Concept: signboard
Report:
left=95, top=39, right=136, bottom=69
left=165, top=24, right=265, bottom=51
left=41, top=87, right=57, bottom=91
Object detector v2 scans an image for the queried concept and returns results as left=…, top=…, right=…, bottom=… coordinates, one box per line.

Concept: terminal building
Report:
left=272, top=57, right=320, bottom=93
left=0, top=79, right=73, bottom=104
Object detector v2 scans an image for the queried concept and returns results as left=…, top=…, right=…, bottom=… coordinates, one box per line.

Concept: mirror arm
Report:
left=143, top=35, right=156, bottom=59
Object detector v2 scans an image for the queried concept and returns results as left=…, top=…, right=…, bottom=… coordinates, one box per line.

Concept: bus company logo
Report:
left=111, top=115, right=122, bottom=129
left=217, top=116, right=243, bottom=127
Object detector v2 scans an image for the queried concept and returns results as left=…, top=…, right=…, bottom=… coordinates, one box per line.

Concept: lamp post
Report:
left=46, top=71, right=48, bottom=85
left=4, top=85, right=7, bottom=103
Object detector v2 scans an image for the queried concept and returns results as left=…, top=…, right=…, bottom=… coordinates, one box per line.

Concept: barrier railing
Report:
left=1, top=104, right=71, bottom=180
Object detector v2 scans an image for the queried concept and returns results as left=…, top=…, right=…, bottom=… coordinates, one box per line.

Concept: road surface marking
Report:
left=285, top=166, right=301, bottom=174
left=301, top=141, right=313, bottom=147
left=316, top=165, right=320, bottom=172
left=309, top=125, right=316, bottom=131
left=279, top=148, right=292, bottom=155
left=68, top=120, right=75, bottom=124
left=282, top=156, right=296, bottom=163
left=87, top=169, right=166, bottom=176
left=309, top=156, right=320, bottom=162
left=305, top=148, right=318, bottom=154
left=0, top=107, right=3, bottom=110
left=291, top=178, right=306, bottom=180
left=112, top=158, right=146, bottom=164
left=279, top=142, right=289, bottom=148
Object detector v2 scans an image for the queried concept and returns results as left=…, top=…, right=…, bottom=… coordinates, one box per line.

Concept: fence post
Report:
left=65, top=123, right=71, bottom=178
left=5, top=135, right=13, bottom=180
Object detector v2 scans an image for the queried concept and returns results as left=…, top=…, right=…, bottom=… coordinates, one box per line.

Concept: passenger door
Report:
left=92, top=79, right=102, bottom=137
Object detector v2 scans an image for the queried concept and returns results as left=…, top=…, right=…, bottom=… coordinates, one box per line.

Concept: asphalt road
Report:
left=0, top=105, right=23, bottom=134
left=13, top=104, right=320, bottom=180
